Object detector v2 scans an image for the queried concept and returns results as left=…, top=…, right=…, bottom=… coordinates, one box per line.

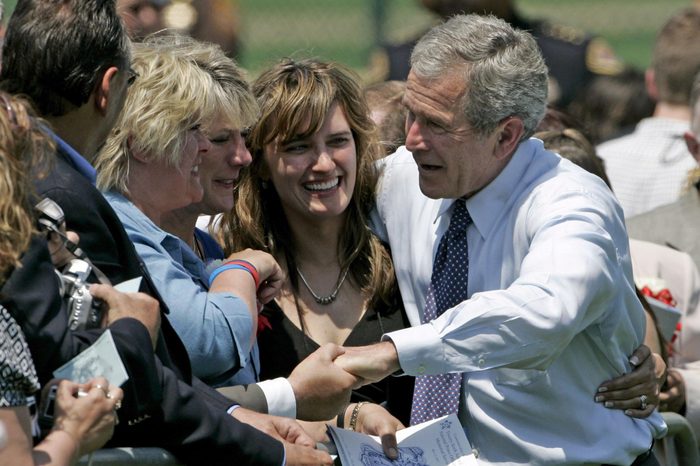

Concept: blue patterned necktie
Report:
left=410, top=200, right=472, bottom=425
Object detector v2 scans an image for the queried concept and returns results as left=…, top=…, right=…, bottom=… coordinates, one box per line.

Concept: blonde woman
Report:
left=95, top=36, right=284, bottom=388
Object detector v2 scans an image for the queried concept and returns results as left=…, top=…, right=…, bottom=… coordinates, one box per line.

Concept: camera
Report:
left=35, top=197, right=108, bottom=332
left=58, top=259, right=105, bottom=331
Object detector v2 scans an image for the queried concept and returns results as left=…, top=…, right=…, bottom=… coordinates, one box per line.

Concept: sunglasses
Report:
left=126, top=66, right=139, bottom=87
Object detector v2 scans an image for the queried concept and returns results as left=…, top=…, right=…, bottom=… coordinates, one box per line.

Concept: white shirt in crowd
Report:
left=598, top=117, right=696, bottom=218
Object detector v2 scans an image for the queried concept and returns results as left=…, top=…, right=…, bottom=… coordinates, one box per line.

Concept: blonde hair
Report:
left=221, top=58, right=398, bottom=308
left=140, top=33, right=258, bottom=132
left=0, top=92, right=52, bottom=281
left=96, top=34, right=223, bottom=193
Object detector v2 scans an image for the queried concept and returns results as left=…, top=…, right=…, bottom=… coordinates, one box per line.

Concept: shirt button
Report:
left=417, top=364, right=426, bottom=374
left=472, top=448, right=479, bottom=458
left=478, top=358, right=485, bottom=368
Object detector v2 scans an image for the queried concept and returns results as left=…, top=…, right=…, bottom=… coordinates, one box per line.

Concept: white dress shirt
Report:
left=597, top=117, right=696, bottom=218
left=373, top=141, right=666, bottom=465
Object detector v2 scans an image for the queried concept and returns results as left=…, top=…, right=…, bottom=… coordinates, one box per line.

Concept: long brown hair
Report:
left=0, top=92, right=52, bottom=281
left=220, top=58, right=397, bottom=308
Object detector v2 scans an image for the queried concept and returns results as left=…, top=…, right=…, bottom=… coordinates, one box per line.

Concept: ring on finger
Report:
left=114, top=399, right=122, bottom=410
left=639, top=394, right=648, bottom=410
left=93, top=384, right=108, bottom=396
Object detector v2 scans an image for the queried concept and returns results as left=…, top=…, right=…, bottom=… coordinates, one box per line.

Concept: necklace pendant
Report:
left=297, top=265, right=350, bottom=306
left=316, top=295, right=335, bottom=305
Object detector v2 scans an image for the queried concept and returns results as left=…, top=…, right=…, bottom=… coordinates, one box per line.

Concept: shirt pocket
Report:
left=494, top=367, right=549, bottom=387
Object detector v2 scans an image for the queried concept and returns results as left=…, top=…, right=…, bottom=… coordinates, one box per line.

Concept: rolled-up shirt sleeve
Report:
left=105, top=191, right=254, bottom=383
left=134, top=236, right=253, bottom=381
left=387, top=173, right=642, bottom=377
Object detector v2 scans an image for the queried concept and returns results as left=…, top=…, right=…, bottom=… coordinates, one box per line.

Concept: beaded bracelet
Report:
left=348, top=401, right=369, bottom=431
left=208, top=262, right=260, bottom=289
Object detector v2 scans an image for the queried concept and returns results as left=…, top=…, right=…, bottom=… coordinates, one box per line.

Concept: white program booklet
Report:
left=646, top=296, right=682, bottom=341
left=53, top=329, right=129, bottom=386
left=328, top=414, right=477, bottom=466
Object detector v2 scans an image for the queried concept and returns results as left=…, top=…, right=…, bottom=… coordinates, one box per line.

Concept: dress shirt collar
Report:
left=44, top=126, right=97, bottom=185
left=104, top=190, right=185, bottom=261
left=634, top=117, right=689, bottom=137
left=432, top=139, right=557, bottom=240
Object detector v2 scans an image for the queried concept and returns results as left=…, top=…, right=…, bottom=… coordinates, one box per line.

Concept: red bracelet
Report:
left=224, top=259, right=260, bottom=289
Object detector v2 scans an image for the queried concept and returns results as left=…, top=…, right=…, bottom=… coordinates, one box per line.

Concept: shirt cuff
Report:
left=226, top=404, right=241, bottom=415
left=257, top=377, right=297, bottom=418
left=384, top=323, right=445, bottom=376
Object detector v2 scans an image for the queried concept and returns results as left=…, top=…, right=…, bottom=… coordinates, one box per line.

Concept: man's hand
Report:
left=284, top=442, right=333, bottom=466
left=335, top=341, right=401, bottom=385
left=659, top=369, right=686, bottom=413
left=232, top=409, right=333, bottom=466
left=232, top=407, right=314, bottom=446
left=90, top=284, right=160, bottom=350
left=345, top=402, right=403, bottom=460
left=594, top=345, right=664, bottom=417
left=47, top=229, right=80, bottom=268
left=288, top=344, right=359, bottom=421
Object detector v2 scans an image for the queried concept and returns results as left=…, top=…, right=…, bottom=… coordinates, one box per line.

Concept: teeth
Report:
left=305, top=178, right=339, bottom=191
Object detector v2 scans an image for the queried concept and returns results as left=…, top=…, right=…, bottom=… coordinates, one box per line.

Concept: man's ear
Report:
left=645, top=68, right=658, bottom=102
left=493, top=116, right=524, bottom=160
left=684, top=131, right=700, bottom=164
left=94, top=66, right=120, bottom=116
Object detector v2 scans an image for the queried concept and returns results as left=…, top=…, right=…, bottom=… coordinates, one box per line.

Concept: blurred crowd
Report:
left=0, top=1, right=699, bottom=465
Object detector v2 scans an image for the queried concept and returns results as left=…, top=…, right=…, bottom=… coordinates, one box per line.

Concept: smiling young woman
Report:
left=221, top=58, right=414, bottom=425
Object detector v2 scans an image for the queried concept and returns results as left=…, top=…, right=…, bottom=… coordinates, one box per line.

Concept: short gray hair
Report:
left=411, top=14, right=548, bottom=138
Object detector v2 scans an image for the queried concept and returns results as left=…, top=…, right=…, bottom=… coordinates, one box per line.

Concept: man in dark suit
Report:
left=0, top=0, right=337, bottom=464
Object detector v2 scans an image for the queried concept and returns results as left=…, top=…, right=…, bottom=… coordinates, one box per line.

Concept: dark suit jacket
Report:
left=2, top=147, right=283, bottom=465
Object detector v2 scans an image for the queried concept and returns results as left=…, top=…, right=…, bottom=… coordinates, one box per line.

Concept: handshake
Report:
left=286, top=341, right=400, bottom=421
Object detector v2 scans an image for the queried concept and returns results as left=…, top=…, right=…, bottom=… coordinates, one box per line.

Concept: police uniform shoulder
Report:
left=536, top=20, right=624, bottom=76
left=585, top=37, right=624, bottom=76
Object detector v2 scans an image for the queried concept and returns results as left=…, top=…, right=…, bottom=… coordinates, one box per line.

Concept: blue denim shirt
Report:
left=104, top=191, right=259, bottom=386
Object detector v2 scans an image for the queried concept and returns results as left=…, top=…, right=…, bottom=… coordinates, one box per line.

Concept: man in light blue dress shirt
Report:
left=337, top=14, right=666, bottom=465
